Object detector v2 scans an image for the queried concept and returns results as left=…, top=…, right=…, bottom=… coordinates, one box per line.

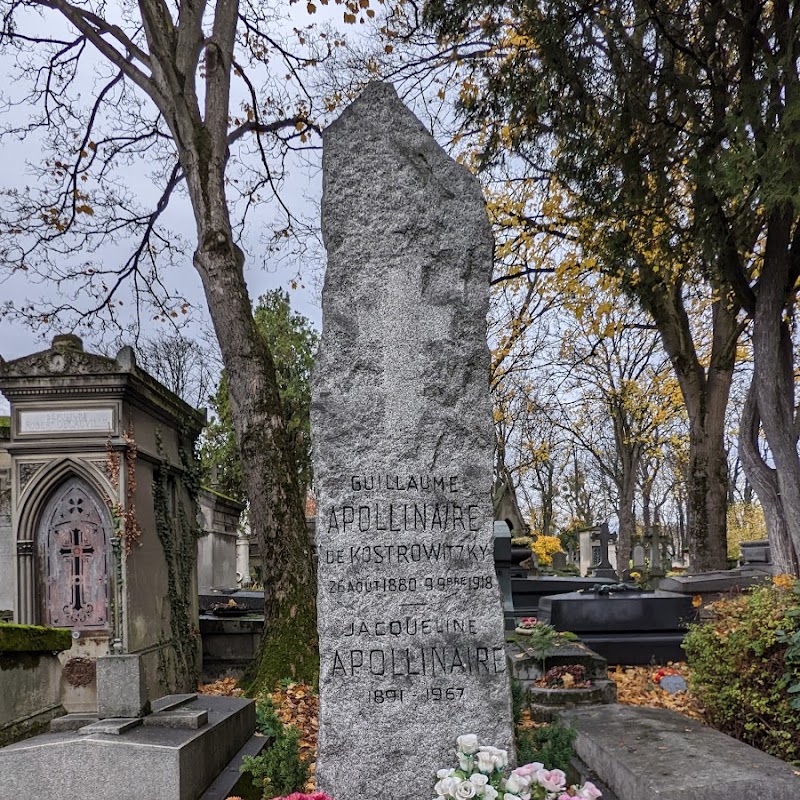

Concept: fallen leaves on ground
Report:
left=609, top=663, right=705, bottom=721
left=198, top=678, right=319, bottom=793
left=198, top=677, right=245, bottom=697
left=269, top=682, right=319, bottom=791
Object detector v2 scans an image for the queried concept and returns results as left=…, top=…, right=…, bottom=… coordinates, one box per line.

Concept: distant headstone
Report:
left=741, top=539, right=771, bottom=565
left=493, top=521, right=517, bottom=631
left=632, top=544, right=646, bottom=568
left=551, top=551, right=568, bottom=571
left=590, top=523, right=618, bottom=579
left=313, top=82, right=514, bottom=800
left=646, top=528, right=666, bottom=577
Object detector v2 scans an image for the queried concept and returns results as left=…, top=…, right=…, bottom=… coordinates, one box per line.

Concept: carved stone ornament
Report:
left=16, top=541, right=34, bottom=555
left=88, top=459, right=113, bottom=482
left=0, top=335, right=119, bottom=378
left=63, top=657, right=97, bottom=687
left=18, top=462, right=46, bottom=493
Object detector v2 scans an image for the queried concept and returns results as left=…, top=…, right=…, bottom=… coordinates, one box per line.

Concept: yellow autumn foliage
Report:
left=726, top=501, right=767, bottom=559
left=531, top=534, right=563, bottom=566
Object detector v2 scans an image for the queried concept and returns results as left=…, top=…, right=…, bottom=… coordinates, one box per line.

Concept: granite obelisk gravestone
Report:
left=312, top=82, right=514, bottom=800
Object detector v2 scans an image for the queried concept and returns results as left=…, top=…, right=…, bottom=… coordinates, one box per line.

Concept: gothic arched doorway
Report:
left=38, top=478, right=110, bottom=629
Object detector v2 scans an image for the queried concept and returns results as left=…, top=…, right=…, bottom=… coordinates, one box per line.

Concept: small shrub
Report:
left=254, top=697, right=282, bottom=738
left=531, top=535, right=563, bottom=566
left=523, top=621, right=559, bottom=654
left=683, top=577, right=800, bottom=764
left=241, top=725, right=308, bottom=799
left=510, top=677, right=527, bottom=725
left=516, top=721, right=576, bottom=770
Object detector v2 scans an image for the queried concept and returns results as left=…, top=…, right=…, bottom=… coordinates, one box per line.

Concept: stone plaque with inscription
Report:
left=312, top=82, right=514, bottom=800
left=18, top=408, right=113, bottom=434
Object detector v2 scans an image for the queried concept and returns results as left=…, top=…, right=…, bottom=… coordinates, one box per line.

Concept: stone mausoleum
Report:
left=0, top=334, right=206, bottom=712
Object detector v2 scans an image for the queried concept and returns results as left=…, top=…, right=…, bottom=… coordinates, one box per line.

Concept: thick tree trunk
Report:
left=616, top=473, right=636, bottom=572
left=167, top=52, right=316, bottom=689
left=645, top=290, right=738, bottom=571
left=685, top=410, right=729, bottom=571
left=195, top=244, right=319, bottom=690
left=740, top=380, right=798, bottom=574
left=750, top=209, right=800, bottom=571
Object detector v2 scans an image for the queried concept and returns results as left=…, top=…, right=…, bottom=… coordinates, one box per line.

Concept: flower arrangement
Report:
left=232, top=794, right=330, bottom=800
left=516, top=618, right=539, bottom=632
left=540, top=664, right=591, bottom=689
left=274, top=794, right=333, bottom=800
left=434, top=734, right=602, bottom=800
left=651, top=667, right=680, bottom=685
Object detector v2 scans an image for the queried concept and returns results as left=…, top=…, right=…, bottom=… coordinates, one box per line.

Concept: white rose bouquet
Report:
left=433, top=735, right=602, bottom=800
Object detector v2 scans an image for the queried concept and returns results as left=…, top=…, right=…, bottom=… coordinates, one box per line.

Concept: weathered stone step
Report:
left=50, top=714, right=99, bottom=733
left=150, top=692, right=198, bottom=713
left=143, top=709, right=208, bottom=729
left=562, top=704, right=800, bottom=799
left=78, top=718, right=142, bottom=735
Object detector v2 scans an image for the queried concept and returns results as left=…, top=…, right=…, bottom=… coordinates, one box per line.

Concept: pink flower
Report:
left=276, top=794, right=334, bottom=800
left=535, top=768, right=567, bottom=792
left=512, top=761, right=543, bottom=778
left=557, top=794, right=573, bottom=800
left=574, top=782, right=602, bottom=799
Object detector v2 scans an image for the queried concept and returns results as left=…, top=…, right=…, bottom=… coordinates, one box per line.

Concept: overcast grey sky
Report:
left=0, top=2, right=454, bottom=420
left=0, top=1, right=350, bottom=414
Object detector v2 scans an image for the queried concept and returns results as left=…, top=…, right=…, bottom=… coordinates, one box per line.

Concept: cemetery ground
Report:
left=201, top=664, right=707, bottom=800
left=198, top=587, right=800, bottom=800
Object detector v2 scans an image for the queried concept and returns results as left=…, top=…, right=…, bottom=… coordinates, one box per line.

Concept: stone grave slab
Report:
left=49, top=713, right=99, bottom=733
left=312, top=81, right=514, bottom=800
left=0, top=695, right=255, bottom=800
left=562, top=704, right=800, bottom=800
left=151, top=693, right=199, bottom=713
left=540, top=590, right=696, bottom=632
left=659, top=568, right=769, bottom=595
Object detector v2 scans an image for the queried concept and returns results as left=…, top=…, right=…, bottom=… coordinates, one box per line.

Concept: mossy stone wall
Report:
left=0, top=623, right=73, bottom=653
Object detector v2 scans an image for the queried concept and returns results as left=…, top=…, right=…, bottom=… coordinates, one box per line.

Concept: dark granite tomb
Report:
left=538, top=590, right=698, bottom=664
left=511, top=576, right=616, bottom=616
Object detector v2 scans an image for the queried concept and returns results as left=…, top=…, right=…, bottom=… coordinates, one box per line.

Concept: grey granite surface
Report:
left=312, top=81, right=514, bottom=800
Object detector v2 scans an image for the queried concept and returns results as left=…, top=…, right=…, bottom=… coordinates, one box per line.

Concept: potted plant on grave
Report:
left=211, top=598, right=251, bottom=616
left=511, top=535, right=535, bottom=566
left=539, top=664, right=592, bottom=690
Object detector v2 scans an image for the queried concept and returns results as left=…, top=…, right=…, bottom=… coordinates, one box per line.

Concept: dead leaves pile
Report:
left=270, top=682, right=319, bottom=791
left=198, top=678, right=319, bottom=792
left=609, top=663, right=705, bottom=721
left=198, top=677, right=245, bottom=697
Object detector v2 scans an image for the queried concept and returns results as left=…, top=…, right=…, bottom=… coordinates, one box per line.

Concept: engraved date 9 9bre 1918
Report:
left=327, top=575, right=493, bottom=594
